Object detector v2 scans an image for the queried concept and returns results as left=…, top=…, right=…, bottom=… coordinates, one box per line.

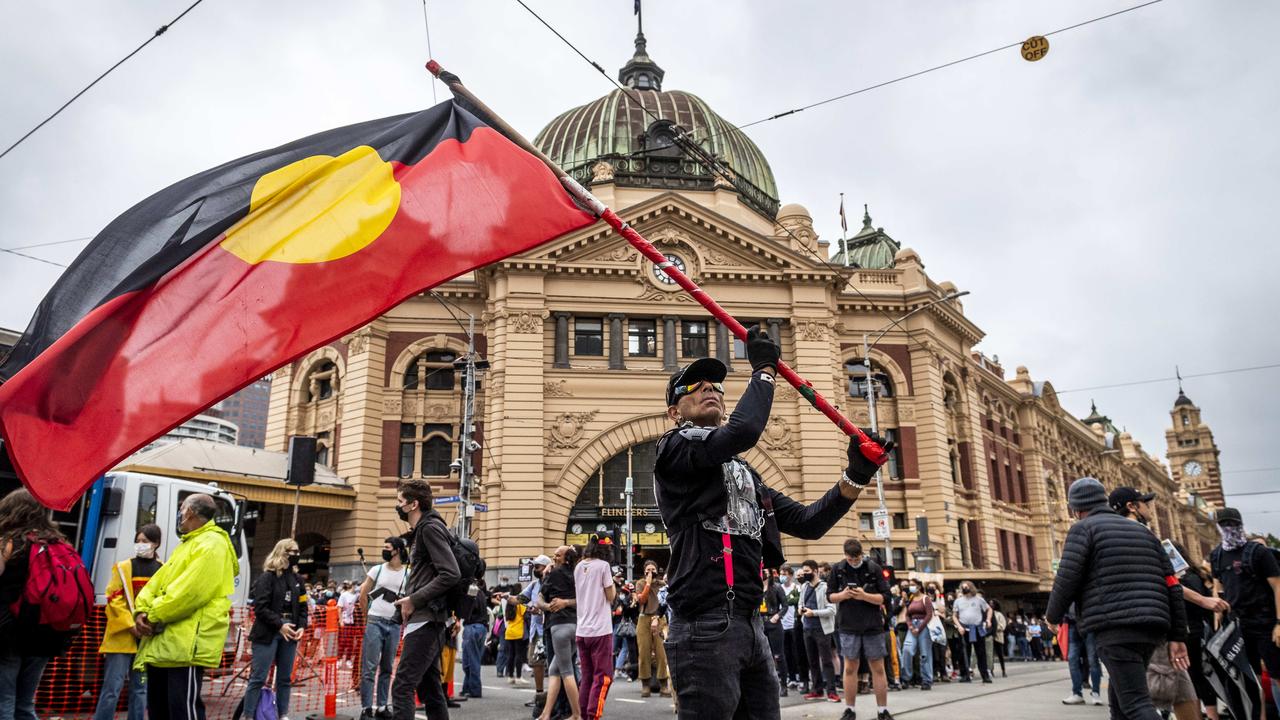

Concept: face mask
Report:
left=287, top=553, right=301, bottom=566
left=135, top=542, right=156, bottom=558
left=395, top=503, right=411, bottom=522
left=848, top=557, right=864, bottom=569
left=908, top=585, right=918, bottom=594
left=382, top=549, right=394, bottom=562
left=176, top=509, right=187, bottom=535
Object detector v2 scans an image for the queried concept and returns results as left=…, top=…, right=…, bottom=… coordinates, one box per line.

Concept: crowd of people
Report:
left=0, top=339, right=1276, bottom=720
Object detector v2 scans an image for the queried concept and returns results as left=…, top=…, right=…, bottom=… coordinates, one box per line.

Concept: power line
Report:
left=0, top=0, right=208, bottom=162
left=696, top=0, right=1165, bottom=144
left=0, top=247, right=68, bottom=268
left=1057, top=362, right=1280, bottom=394
left=1225, top=467, right=1280, bottom=475
left=2, top=236, right=92, bottom=252
left=422, top=0, right=438, bottom=105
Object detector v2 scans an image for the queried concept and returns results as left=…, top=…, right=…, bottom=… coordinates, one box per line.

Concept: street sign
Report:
left=518, top=557, right=533, bottom=582
left=473, top=503, right=489, bottom=512
left=873, top=509, right=891, bottom=540
left=1021, top=35, right=1049, bottom=62
left=435, top=495, right=461, bottom=505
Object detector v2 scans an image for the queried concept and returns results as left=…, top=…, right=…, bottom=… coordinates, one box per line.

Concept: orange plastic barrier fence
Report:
left=36, top=605, right=382, bottom=720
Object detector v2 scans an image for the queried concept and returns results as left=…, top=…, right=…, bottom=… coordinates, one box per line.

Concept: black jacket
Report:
left=655, top=370, right=855, bottom=618
left=1046, top=508, right=1187, bottom=642
left=404, top=510, right=460, bottom=624
left=249, top=569, right=309, bottom=644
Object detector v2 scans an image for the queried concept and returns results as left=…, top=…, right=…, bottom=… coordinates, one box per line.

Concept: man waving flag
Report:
left=0, top=99, right=596, bottom=509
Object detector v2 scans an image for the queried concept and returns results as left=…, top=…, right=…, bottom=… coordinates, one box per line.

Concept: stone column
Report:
left=662, top=316, right=678, bottom=371
left=766, top=318, right=784, bottom=346
left=331, top=322, right=388, bottom=579
left=715, top=320, right=731, bottom=369
left=608, top=313, right=626, bottom=370
left=913, top=348, right=964, bottom=572
left=789, top=312, right=845, bottom=560
left=553, top=312, right=570, bottom=368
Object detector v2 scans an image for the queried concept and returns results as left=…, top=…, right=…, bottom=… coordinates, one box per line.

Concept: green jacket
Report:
left=133, top=520, right=238, bottom=669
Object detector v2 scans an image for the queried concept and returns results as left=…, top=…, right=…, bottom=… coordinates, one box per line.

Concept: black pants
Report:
left=802, top=625, right=836, bottom=694
left=147, top=666, right=205, bottom=720
left=506, top=638, right=528, bottom=678
left=763, top=620, right=787, bottom=688
left=962, top=628, right=991, bottom=681
left=392, top=621, right=448, bottom=720
left=665, top=611, right=780, bottom=720
left=1096, top=641, right=1160, bottom=720
left=784, top=625, right=808, bottom=684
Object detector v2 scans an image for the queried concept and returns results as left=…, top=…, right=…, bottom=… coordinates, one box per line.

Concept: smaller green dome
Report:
left=832, top=206, right=900, bottom=269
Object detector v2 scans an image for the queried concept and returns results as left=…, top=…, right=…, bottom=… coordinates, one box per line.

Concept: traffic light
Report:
left=611, top=528, right=623, bottom=565
left=882, top=565, right=897, bottom=587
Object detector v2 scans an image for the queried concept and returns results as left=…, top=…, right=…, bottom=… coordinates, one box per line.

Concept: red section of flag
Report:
left=0, top=128, right=593, bottom=509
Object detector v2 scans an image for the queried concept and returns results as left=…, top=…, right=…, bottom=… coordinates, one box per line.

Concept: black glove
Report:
left=845, top=429, right=893, bottom=485
left=745, top=325, right=780, bottom=373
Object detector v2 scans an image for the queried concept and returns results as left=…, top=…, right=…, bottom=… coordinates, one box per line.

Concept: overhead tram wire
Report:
left=1056, top=362, right=1280, bottom=393
left=694, top=0, right=1167, bottom=146
left=422, top=0, right=438, bottom=105
left=0, top=0, right=208, bottom=162
left=512, top=0, right=951, bottom=357
left=0, top=247, right=68, bottom=268
left=2, top=237, right=93, bottom=252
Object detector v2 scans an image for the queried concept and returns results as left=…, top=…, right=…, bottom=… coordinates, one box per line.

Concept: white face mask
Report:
left=135, top=542, right=156, bottom=558
left=908, top=585, right=919, bottom=594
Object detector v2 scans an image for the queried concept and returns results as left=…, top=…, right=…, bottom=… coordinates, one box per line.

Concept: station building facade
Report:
left=262, top=38, right=1219, bottom=595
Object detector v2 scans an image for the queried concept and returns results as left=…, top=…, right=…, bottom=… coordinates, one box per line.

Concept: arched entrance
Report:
left=566, top=440, right=669, bottom=577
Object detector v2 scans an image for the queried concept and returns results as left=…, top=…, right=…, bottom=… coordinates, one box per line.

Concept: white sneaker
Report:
left=1090, top=693, right=1102, bottom=706
left=1062, top=694, right=1085, bottom=705
left=514, top=677, right=531, bottom=686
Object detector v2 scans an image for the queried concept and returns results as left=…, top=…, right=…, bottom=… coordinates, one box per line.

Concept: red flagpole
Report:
left=426, top=60, right=887, bottom=465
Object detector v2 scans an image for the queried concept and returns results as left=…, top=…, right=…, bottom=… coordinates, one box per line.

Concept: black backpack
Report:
left=1211, top=542, right=1280, bottom=581
left=423, top=511, right=486, bottom=618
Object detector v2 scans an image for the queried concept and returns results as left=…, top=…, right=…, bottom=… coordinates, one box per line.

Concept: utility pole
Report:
left=457, top=315, right=477, bottom=540
left=624, top=476, right=635, bottom=585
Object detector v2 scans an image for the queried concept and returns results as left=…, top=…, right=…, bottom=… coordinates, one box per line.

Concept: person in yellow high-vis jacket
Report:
left=93, top=524, right=164, bottom=720
left=133, top=494, right=239, bottom=720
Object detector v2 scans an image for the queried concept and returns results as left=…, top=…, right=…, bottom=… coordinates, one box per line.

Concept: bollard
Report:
left=324, top=599, right=339, bottom=718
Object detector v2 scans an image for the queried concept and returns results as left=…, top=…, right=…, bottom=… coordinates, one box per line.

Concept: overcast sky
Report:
left=1, top=1, right=1276, bottom=533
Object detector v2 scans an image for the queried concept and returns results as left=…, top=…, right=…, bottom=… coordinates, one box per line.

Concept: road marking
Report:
left=615, top=698, right=645, bottom=704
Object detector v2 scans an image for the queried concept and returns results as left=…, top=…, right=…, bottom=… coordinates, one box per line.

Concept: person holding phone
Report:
left=828, top=539, right=894, bottom=720
left=243, top=538, right=309, bottom=720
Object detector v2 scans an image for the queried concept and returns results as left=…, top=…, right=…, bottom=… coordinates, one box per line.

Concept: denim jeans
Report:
left=0, top=654, right=50, bottom=720
left=665, top=611, right=780, bottom=719
left=899, top=630, right=932, bottom=686
left=244, top=636, right=299, bottom=718
left=461, top=622, right=486, bottom=698
left=613, top=624, right=630, bottom=672
left=496, top=635, right=510, bottom=676
left=93, top=652, right=146, bottom=720
left=361, top=616, right=401, bottom=709
left=1068, top=626, right=1101, bottom=696
left=1016, top=637, right=1031, bottom=659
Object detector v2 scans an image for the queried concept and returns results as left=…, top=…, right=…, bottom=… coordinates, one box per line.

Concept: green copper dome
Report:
left=832, top=206, right=900, bottom=269
left=533, top=33, right=779, bottom=219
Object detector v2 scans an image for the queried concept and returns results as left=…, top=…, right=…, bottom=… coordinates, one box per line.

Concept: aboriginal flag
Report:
left=0, top=99, right=595, bottom=509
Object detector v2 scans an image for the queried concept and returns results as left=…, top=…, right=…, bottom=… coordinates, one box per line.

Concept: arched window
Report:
left=845, top=360, right=893, bottom=399
left=305, top=361, right=338, bottom=403
left=404, top=350, right=457, bottom=391
left=399, top=423, right=455, bottom=478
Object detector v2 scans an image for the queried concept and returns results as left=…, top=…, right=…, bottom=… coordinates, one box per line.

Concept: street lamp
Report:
left=862, top=290, right=969, bottom=567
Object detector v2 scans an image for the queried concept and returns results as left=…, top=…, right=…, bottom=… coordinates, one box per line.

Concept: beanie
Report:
left=1068, top=477, right=1109, bottom=512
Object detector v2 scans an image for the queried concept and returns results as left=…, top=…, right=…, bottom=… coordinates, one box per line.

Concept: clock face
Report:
left=653, top=253, right=685, bottom=285
left=1183, top=460, right=1203, bottom=478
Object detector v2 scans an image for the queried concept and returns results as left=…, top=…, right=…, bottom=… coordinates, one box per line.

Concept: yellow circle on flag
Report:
left=219, top=145, right=402, bottom=264
left=1021, top=36, right=1049, bottom=62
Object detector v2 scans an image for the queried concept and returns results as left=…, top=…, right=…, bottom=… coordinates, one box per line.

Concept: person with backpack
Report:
left=829, top=539, right=894, bottom=720
left=242, top=538, right=308, bottom=720
left=389, top=479, right=460, bottom=720
left=1210, top=507, right=1280, bottom=717
left=0, top=488, right=90, bottom=720
left=93, top=523, right=164, bottom=720
left=133, top=492, right=239, bottom=720
left=358, top=536, right=409, bottom=719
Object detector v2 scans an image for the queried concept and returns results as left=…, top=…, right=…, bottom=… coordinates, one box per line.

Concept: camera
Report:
left=449, top=459, right=463, bottom=473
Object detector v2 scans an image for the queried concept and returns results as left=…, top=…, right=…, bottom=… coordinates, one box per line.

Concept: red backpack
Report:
left=11, top=537, right=94, bottom=633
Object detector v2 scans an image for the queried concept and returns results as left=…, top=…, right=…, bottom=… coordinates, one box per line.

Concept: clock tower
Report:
left=1165, top=384, right=1224, bottom=508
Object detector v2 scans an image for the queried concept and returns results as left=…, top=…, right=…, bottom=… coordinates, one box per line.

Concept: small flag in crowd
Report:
left=0, top=99, right=595, bottom=509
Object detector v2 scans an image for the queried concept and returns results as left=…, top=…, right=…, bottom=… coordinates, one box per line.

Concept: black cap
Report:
left=1108, top=486, right=1156, bottom=514
left=666, top=357, right=728, bottom=406
left=1214, top=507, right=1243, bottom=527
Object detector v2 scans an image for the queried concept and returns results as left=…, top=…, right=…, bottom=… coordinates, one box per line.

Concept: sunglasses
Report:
left=672, top=381, right=725, bottom=399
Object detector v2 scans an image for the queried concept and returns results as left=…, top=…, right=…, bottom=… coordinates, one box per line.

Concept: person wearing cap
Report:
left=1047, top=478, right=1189, bottom=720
left=654, top=327, right=892, bottom=719
left=1209, top=506, right=1280, bottom=716
left=634, top=558, right=670, bottom=697
left=514, top=554, right=553, bottom=705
